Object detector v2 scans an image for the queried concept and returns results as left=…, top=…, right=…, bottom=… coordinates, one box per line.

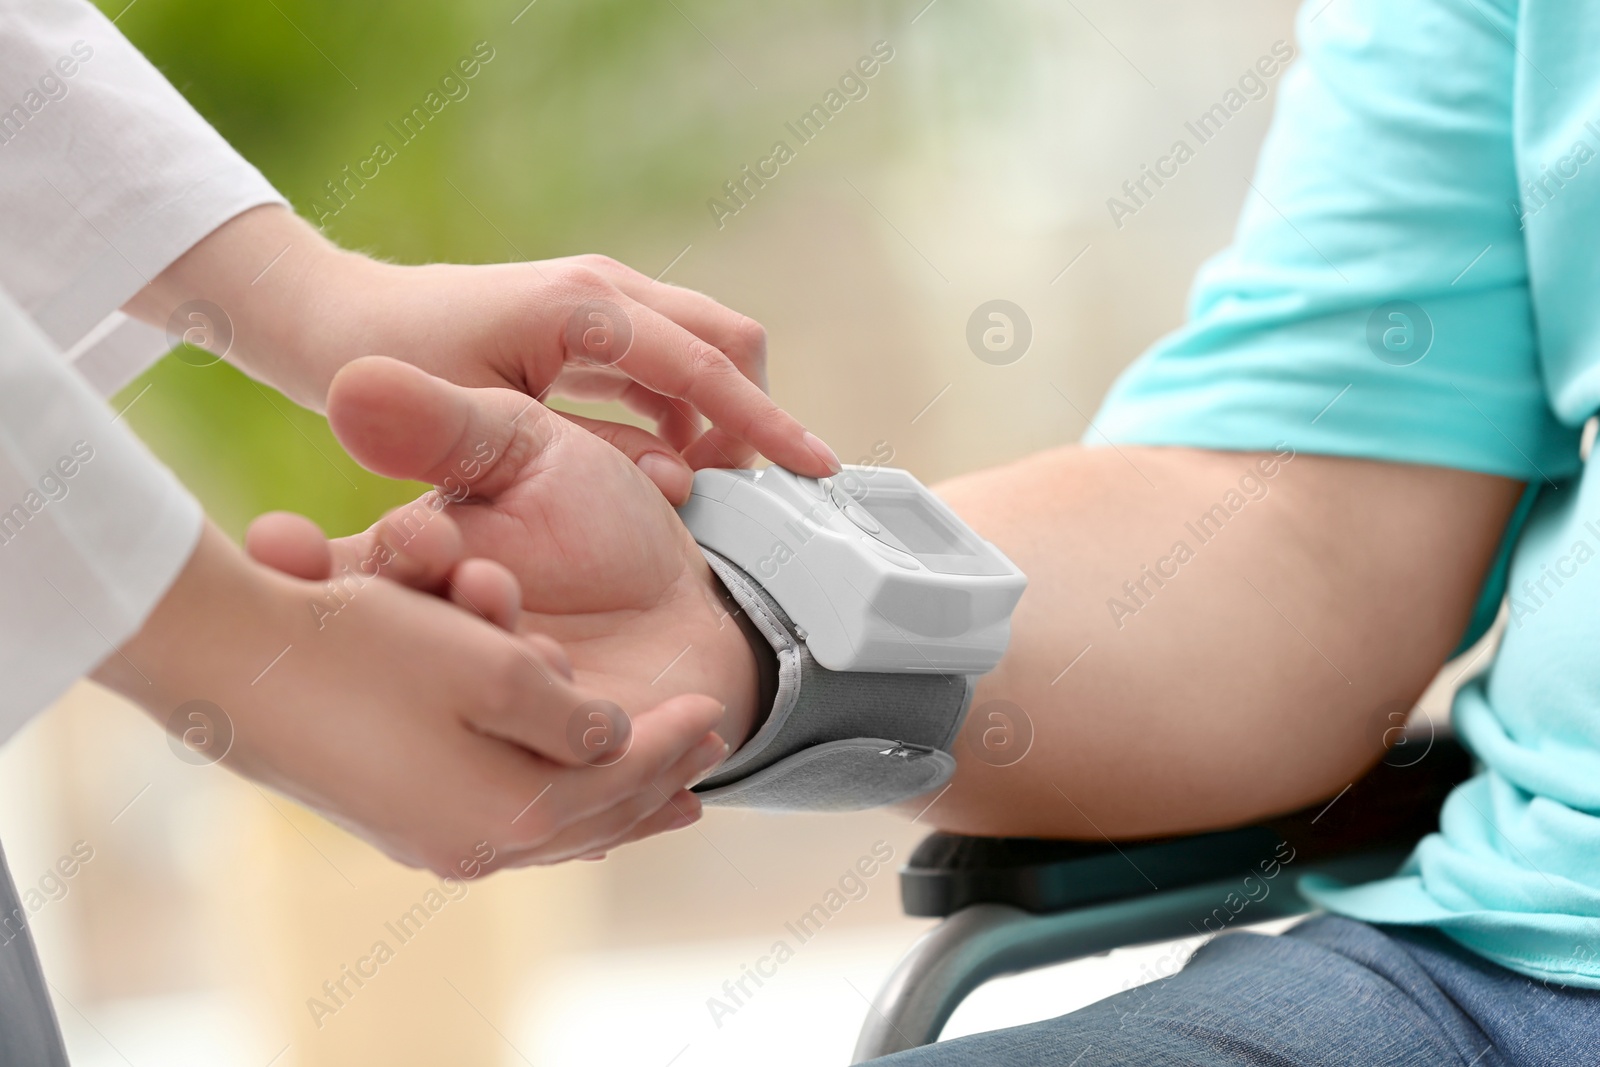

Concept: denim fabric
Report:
left=868, top=916, right=1600, bottom=1066
left=0, top=841, right=69, bottom=1067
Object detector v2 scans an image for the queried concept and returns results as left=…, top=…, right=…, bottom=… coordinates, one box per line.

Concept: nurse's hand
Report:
left=94, top=520, right=730, bottom=876
left=124, top=204, right=840, bottom=494
left=246, top=357, right=770, bottom=862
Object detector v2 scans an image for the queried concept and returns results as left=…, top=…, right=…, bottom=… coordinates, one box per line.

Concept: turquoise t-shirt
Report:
left=1093, top=0, right=1600, bottom=987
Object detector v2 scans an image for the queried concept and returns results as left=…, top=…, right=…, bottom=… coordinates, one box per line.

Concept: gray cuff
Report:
left=692, top=548, right=975, bottom=812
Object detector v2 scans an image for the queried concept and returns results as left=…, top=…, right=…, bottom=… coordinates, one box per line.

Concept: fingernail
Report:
left=701, top=739, right=731, bottom=773
left=688, top=739, right=731, bottom=788
left=639, top=452, right=691, bottom=500
left=803, top=431, right=842, bottom=475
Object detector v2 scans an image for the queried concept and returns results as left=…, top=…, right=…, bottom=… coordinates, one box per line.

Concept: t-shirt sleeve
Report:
left=1093, top=0, right=1581, bottom=484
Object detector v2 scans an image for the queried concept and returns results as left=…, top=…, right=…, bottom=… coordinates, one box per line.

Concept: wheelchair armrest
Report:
left=901, top=734, right=1472, bottom=918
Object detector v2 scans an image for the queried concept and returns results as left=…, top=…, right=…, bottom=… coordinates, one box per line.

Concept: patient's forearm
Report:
left=915, top=445, right=1520, bottom=839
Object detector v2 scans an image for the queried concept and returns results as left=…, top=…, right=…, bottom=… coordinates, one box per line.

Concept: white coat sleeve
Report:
left=0, top=288, right=202, bottom=740
left=0, top=0, right=287, bottom=397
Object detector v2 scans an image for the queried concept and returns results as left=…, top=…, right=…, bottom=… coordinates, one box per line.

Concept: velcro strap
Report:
left=692, top=547, right=974, bottom=811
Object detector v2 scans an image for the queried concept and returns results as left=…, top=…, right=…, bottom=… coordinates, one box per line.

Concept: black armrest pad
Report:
left=901, top=736, right=1472, bottom=917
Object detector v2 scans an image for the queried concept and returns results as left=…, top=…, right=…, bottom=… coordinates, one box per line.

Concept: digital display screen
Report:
left=863, top=494, right=972, bottom=556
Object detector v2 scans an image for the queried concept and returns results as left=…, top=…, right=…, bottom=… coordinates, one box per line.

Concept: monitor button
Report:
left=842, top=503, right=882, bottom=534
left=866, top=536, right=920, bottom=569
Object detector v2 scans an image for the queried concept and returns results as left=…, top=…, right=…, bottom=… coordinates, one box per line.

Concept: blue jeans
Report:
left=0, top=841, right=68, bottom=1066
left=869, top=915, right=1600, bottom=1066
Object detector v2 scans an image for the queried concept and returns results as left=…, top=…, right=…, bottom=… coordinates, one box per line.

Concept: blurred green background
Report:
left=103, top=0, right=916, bottom=539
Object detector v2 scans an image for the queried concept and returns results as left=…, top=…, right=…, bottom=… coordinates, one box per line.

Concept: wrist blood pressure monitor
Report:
left=678, top=464, right=1026, bottom=812
left=678, top=465, right=1026, bottom=672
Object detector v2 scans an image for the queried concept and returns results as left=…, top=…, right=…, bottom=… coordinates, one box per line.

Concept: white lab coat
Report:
left=0, top=0, right=285, bottom=738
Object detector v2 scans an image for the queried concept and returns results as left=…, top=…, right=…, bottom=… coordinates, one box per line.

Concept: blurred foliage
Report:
left=98, top=0, right=910, bottom=539
left=114, top=355, right=411, bottom=541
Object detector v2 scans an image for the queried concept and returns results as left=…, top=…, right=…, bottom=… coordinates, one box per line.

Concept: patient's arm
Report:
left=252, top=400, right=1518, bottom=851
left=916, top=445, right=1521, bottom=839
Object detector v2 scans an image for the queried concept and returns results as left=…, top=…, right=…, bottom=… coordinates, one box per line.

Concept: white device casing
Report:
left=677, top=465, right=1026, bottom=673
